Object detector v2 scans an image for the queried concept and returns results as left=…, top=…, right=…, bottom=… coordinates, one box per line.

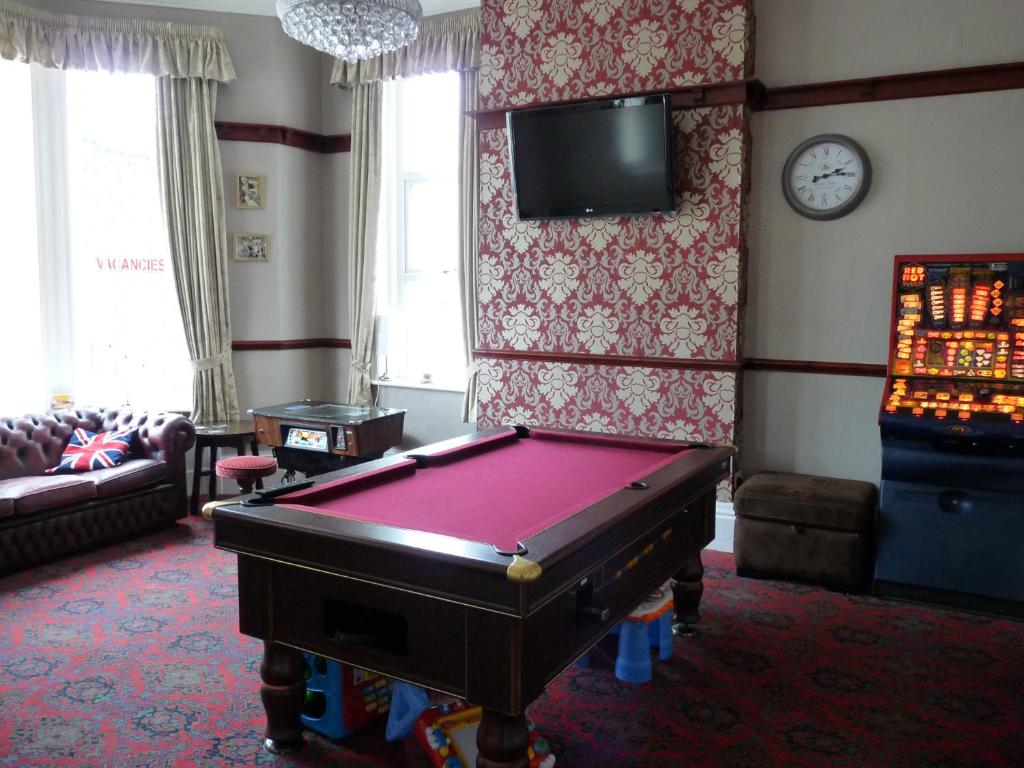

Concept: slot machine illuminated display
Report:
left=876, top=254, right=1024, bottom=615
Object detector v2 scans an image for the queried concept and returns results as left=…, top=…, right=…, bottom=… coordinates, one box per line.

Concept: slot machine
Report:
left=876, top=254, right=1024, bottom=616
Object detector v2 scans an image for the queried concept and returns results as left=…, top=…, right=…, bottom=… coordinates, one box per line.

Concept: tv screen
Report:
left=506, top=94, right=675, bottom=221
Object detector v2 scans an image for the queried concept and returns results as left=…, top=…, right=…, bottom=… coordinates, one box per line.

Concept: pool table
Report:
left=210, top=426, right=733, bottom=767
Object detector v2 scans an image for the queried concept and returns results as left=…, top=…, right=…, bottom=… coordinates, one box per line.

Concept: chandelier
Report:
left=276, top=0, right=422, bottom=62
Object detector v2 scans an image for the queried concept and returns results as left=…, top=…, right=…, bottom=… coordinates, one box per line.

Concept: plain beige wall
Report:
left=755, top=0, right=1024, bottom=86
left=745, top=0, right=1024, bottom=484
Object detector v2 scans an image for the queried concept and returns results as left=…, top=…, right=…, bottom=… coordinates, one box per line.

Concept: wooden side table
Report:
left=191, top=420, right=262, bottom=516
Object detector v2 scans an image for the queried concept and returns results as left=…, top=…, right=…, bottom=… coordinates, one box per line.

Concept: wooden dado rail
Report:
left=230, top=341, right=886, bottom=378
left=231, top=338, right=352, bottom=351
left=473, top=349, right=886, bottom=378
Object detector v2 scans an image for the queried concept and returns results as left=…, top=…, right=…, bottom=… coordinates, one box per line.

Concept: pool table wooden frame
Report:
left=211, top=426, right=733, bottom=768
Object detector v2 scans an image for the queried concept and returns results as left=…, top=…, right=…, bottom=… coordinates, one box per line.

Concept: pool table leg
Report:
left=259, top=641, right=305, bottom=754
left=476, top=708, right=530, bottom=768
left=671, top=551, right=705, bottom=637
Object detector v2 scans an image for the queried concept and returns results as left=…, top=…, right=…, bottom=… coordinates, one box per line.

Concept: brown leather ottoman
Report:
left=734, top=472, right=877, bottom=592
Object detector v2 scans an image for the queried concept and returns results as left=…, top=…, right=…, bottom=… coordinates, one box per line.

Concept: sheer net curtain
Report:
left=0, top=59, right=43, bottom=413
left=332, top=9, right=480, bottom=408
left=0, top=0, right=238, bottom=421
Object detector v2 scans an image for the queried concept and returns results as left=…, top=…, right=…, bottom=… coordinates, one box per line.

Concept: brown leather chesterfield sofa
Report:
left=0, top=408, right=196, bottom=575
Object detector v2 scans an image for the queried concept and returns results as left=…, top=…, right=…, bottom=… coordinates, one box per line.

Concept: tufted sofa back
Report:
left=0, top=408, right=195, bottom=481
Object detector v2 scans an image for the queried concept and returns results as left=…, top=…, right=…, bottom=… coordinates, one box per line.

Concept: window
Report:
left=0, top=61, right=44, bottom=413
left=0, top=60, right=191, bottom=415
left=375, top=71, right=465, bottom=390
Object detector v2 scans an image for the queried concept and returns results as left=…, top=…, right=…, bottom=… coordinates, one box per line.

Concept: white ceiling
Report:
left=97, top=0, right=479, bottom=17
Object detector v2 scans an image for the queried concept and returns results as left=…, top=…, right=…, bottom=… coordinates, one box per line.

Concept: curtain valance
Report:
left=0, top=0, right=235, bottom=82
left=331, top=8, right=478, bottom=87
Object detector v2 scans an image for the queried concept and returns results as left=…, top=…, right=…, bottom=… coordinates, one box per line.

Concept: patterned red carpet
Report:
left=1, top=517, right=1021, bottom=768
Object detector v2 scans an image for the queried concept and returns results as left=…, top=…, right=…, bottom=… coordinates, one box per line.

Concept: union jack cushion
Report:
left=48, top=428, right=135, bottom=473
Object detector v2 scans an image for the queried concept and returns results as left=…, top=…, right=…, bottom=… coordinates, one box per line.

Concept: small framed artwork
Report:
left=232, top=233, right=270, bottom=262
left=235, top=174, right=265, bottom=209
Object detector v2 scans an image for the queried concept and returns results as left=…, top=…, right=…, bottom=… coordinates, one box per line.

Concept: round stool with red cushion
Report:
left=215, top=455, right=278, bottom=495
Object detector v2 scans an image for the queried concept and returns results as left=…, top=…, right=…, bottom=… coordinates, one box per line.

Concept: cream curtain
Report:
left=331, top=9, right=479, bottom=87
left=458, top=69, right=479, bottom=422
left=0, top=0, right=234, bottom=82
left=346, top=82, right=384, bottom=405
left=156, top=77, right=239, bottom=422
left=336, top=9, right=479, bottom=407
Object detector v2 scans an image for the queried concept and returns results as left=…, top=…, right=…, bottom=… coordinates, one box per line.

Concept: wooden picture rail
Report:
left=473, top=349, right=743, bottom=372
left=758, top=61, right=1024, bottom=111
left=473, top=61, right=1024, bottom=129
left=215, top=121, right=351, bottom=154
left=474, top=79, right=764, bottom=130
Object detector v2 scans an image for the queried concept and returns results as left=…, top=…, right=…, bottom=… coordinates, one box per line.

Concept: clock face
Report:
left=782, top=134, right=872, bottom=220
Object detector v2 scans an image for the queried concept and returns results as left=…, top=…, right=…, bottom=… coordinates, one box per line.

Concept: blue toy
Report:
left=385, top=681, right=432, bottom=742
left=301, top=654, right=394, bottom=740
left=574, top=582, right=674, bottom=684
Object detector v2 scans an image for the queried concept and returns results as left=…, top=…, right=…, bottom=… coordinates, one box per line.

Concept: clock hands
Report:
left=812, top=168, right=857, bottom=183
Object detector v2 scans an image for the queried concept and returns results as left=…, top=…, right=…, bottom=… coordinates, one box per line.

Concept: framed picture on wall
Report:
left=235, top=174, right=265, bottom=209
left=232, top=233, right=270, bottom=262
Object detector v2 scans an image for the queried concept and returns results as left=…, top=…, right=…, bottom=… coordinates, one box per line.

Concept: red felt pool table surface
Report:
left=275, top=428, right=689, bottom=553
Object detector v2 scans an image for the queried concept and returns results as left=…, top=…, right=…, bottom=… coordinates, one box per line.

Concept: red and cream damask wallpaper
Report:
left=478, top=0, right=752, bottom=110
left=473, top=0, right=753, bottom=494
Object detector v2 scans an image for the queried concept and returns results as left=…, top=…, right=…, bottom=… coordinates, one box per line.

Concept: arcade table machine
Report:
left=208, top=426, right=733, bottom=766
left=250, top=400, right=405, bottom=480
left=877, top=254, right=1024, bottom=616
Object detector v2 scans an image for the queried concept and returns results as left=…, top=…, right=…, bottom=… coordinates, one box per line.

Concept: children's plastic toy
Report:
left=301, top=654, right=394, bottom=740
left=385, top=681, right=432, bottom=741
left=574, top=581, right=675, bottom=683
left=614, top=581, right=674, bottom=684
left=415, top=700, right=555, bottom=768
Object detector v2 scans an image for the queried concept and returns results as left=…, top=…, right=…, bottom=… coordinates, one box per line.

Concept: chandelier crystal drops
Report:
left=276, top=0, right=422, bottom=62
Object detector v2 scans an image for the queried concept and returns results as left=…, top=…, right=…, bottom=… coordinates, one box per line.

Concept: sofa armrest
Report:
left=136, top=413, right=195, bottom=518
left=137, top=413, right=196, bottom=467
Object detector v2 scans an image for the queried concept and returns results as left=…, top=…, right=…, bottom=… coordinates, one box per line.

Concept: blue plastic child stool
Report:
left=653, top=610, right=673, bottom=661
left=615, top=620, right=654, bottom=683
left=575, top=610, right=673, bottom=680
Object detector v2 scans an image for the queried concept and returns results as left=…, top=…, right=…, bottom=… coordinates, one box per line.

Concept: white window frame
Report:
left=375, top=72, right=464, bottom=392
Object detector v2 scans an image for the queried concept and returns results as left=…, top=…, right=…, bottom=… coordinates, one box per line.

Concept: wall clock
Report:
left=782, top=134, right=872, bottom=220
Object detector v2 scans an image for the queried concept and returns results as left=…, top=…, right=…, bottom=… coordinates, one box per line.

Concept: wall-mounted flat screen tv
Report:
left=506, top=94, right=675, bottom=221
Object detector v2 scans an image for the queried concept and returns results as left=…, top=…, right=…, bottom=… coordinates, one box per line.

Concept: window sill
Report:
left=372, top=378, right=465, bottom=394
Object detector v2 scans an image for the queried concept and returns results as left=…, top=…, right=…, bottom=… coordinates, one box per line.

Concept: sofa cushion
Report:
left=0, top=496, right=12, bottom=519
left=0, top=475, right=97, bottom=517
left=48, top=428, right=135, bottom=473
left=85, top=459, right=168, bottom=499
